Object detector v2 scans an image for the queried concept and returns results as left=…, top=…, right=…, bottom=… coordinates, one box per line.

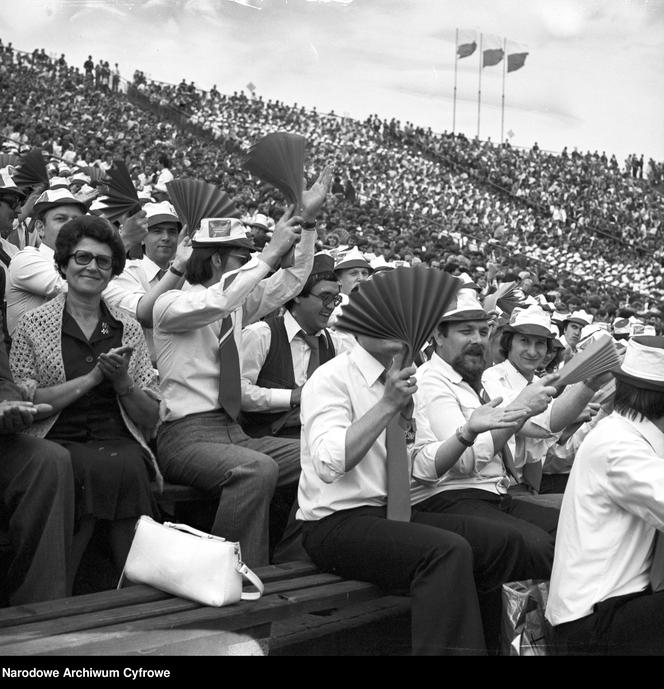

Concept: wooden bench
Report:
left=0, top=561, right=410, bottom=656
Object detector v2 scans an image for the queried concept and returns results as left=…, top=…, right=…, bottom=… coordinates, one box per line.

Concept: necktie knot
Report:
left=155, top=268, right=167, bottom=281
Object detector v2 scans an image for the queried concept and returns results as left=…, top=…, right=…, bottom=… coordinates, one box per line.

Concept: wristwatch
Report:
left=169, top=265, right=185, bottom=277
left=455, top=426, right=476, bottom=447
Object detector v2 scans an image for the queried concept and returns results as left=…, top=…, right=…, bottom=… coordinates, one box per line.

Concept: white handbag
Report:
left=117, top=515, right=264, bottom=607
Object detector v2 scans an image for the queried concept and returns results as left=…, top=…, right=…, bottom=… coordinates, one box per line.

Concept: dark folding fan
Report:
left=244, top=132, right=307, bottom=267
left=166, top=178, right=239, bottom=237
left=100, top=160, right=141, bottom=223
left=335, top=267, right=462, bottom=365
left=0, top=153, right=20, bottom=169
left=483, top=281, right=526, bottom=315
left=12, top=148, right=49, bottom=193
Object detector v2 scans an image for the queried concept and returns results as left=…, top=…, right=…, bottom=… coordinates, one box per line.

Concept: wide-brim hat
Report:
left=0, top=166, right=26, bottom=200
left=248, top=212, right=273, bottom=232
left=439, top=287, right=489, bottom=323
left=503, top=304, right=555, bottom=339
left=563, top=309, right=593, bottom=327
left=32, top=187, right=87, bottom=217
left=613, top=335, right=664, bottom=391
left=191, top=217, right=254, bottom=250
left=334, top=246, right=372, bottom=273
left=144, top=201, right=182, bottom=229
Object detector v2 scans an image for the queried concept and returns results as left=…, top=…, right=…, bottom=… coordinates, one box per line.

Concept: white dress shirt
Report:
left=103, top=254, right=166, bottom=363
left=240, top=309, right=355, bottom=412
left=546, top=412, right=664, bottom=626
left=153, top=231, right=314, bottom=422
left=6, top=245, right=65, bottom=335
left=411, top=352, right=509, bottom=495
left=481, top=359, right=558, bottom=482
left=297, top=345, right=431, bottom=522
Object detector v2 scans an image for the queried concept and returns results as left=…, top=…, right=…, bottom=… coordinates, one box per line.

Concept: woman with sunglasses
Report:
left=9, top=215, right=160, bottom=587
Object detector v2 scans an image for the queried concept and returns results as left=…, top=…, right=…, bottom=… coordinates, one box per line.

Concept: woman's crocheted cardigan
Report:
left=9, top=292, right=163, bottom=489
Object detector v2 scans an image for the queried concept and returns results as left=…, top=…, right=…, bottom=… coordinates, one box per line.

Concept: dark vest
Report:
left=240, top=315, right=336, bottom=437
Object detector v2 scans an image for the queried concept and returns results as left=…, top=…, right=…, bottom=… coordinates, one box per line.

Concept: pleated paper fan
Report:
left=13, top=148, right=49, bottom=192
left=166, top=179, right=239, bottom=237
left=101, top=160, right=141, bottom=222
left=80, top=165, right=106, bottom=186
left=335, top=267, right=462, bottom=365
left=244, top=132, right=306, bottom=206
left=483, top=281, right=526, bottom=315
left=0, top=153, right=20, bottom=169
left=555, top=332, right=621, bottom=388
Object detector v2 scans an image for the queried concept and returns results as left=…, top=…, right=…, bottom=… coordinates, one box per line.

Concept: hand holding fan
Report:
left=483, top=281, right=525, bottom=315
left=335, top=267, right=462, bottom=366
left=13, top=148, right=49, bottom=193
left=244, top=132, right=307, bottom=268
left=102, top=160, right=141, bottom=223
left=166, top=178, right=238, bottom=237
left=555, top=332, right=621, bottom=388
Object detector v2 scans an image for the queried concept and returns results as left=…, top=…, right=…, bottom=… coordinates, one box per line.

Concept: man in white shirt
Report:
left=6, top=188, right=86, bottom=335
left=411, top=291, right=602, bottom=575
left=328, top=247, right=372, bottom=327
left=103, top=201, right=191, bottom=364
left=298, top=283, right=543, bottom=655
left=546, top=336, right=664, bottom=655
left=558, top=309, right=592, bottom=358
left=154, top=168, right=331, bottom=569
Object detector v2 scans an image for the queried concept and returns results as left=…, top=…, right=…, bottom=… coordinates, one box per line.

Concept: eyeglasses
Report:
left=309, top=291, right=343, bottom=308
left=68, top=250, right=113, bottom=270
left=0, top=196, right=21, bottom=211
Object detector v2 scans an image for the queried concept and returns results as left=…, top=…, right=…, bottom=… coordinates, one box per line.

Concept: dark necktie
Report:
left=299, top=331, right=321, bottom=379
left=380, top=372, right=412, bottom=522
left=218, top=314, right=241, bottom=420
left=155, top=268, right=167, bottom=281
left=650, top=531, right=664, bottom=592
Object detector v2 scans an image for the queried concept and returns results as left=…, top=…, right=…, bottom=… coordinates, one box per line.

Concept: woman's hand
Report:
left=467, top=397, right=529, bottom=435
left=97, top=345, right=134, bottom=389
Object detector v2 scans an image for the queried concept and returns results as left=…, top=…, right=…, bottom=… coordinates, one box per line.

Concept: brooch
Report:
left=100, top=322, right=110, bottom=336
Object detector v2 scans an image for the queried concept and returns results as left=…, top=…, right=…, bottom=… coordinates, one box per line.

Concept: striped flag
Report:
left=507, top=52, right=529, bottom=72
left=457, top=29, right=477, bottom=59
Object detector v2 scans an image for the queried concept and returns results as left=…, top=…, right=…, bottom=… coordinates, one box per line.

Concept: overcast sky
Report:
left=2, top=0, right=663, bottom=163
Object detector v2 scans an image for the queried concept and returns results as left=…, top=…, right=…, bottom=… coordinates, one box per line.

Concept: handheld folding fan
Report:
left=0, top=153, right=20, bottom=169
left=483, top=281, right=526, bottom=315
left=244, top=132, right=307, bottom=268
left=101, top=160, right=141, bottom=223
left=555, top=332, right=621, bottom=388
left=166, top=178, right=239, bottom=237
left=334, top=267, right=462, bottom=366
left=79, top=165, right=106, bottom=186
left=12, top=148, right=49, bottom=193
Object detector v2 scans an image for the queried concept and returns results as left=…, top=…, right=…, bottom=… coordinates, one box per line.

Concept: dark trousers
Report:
left=415, top=488, right=557, bottom=580
left=0, top=435, right=74, bottom=605
left=553, top=588, right=664, bottom=655
left=302, top=504, right=530, bottom=655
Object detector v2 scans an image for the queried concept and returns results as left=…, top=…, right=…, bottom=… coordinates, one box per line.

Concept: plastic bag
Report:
left=501, top=579, right=552, bottom=656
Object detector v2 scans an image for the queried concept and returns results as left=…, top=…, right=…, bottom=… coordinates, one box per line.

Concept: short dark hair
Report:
left=158, top=153, right=171, bottom=168
left=498, top=331, right=554, bottom=359
left=614, top=378, right=664, bottom=422
left=286, top=271, right=338, bottom=311
left=436, top=322, right=450, bottom=337
left=185, top=246, right=246, bottom=285
left=54, top=215, right=125, bottom=278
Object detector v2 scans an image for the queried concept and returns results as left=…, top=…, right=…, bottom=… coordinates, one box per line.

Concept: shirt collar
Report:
left=350, top=343, right=385, bottom=387
left=430, top=350, right=463, bottom=385
left=502, top=358, right=530, bottom=387
left=621, top=413, right=664, bottom=457
left=285, top=309, right=324, bottom=341
left=38, top=244, right=54, bottom=258
left=140, top=254, right=165, bottom=282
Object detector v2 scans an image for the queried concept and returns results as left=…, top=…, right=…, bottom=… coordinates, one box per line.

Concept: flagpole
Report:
left=453, top=28, right=458, bottom=133
left=501, top=36, right=506, bottom=143
left=477, top=33, right=482, bottom=138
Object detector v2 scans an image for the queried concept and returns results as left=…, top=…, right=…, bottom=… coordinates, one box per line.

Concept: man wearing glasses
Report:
left=6, top=187, right=86, bottom=336
left=240, top=251, right=353, bottom=440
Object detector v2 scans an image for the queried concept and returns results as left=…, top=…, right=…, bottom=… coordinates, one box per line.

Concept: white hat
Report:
left=191, top=218, right=253, bottom=249
left=614, top=336, right=664, bottom=391
left=248, top=213, right=274, bottom=232
left=0, top=166, right=25, bottom=199
left=334, top=246, right=372, bottom=272
left=32, top=187, right=87, bottom=217
left=504, top=304, right=554, bottom=339
left=439, top=287, right=488, bottom=323
left=370, top=255, right=395, bottom=273
left=564, top=309, right=593, bottom=327
left=144, top=201, right=181, bottom=228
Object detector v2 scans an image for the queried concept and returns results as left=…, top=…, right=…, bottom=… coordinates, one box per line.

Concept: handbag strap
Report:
left=237, top=561, right=264, bottom=600
left=163, top=521, right=226, bottom=541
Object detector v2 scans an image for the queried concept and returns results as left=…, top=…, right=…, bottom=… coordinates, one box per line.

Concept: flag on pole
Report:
left=457, top=29, right=477, bottom=58
left=482, top=34, right=504, bottom=67
left=507, top=52, right=529, bottom=72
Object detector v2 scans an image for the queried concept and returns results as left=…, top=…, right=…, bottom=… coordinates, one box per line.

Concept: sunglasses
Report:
left=68, top=250, right=113, bottom=270
left=0, top=196, right=21, bottom=211
left=310, top=291, right=343, bottom=308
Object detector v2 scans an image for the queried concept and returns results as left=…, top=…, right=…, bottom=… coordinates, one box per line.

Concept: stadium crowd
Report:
left=2, top=40, right=664, bottom=656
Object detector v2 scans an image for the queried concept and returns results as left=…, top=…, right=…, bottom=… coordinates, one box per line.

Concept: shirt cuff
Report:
left=270, top=388, right=294, bottom=410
